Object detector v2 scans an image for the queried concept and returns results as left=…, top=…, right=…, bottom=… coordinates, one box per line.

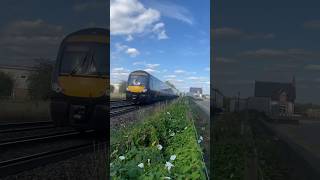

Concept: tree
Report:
left=27, top=60, right=54, bottom=100
left=0, top=71, right=14, bottom=97
left=110, top=84, right=115, bottom=93
left=118, top=81, right=127, bottom=94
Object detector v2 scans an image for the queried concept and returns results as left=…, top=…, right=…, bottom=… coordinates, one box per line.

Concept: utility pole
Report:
left=237, top=91, right=240, bottom=112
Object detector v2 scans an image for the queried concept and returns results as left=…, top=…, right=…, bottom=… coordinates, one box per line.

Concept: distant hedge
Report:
left=0, top=71, right=14, bottom=97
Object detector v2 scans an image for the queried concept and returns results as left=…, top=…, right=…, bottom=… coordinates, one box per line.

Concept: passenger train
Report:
left=50, top=28, right=109, bottom=131
left=126, top=70, right=179, bottom=104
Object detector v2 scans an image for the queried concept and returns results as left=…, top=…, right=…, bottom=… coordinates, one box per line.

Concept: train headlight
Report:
left=52, top=82, right=63, bottom=93
left=142, top=88, right=148, bottom=93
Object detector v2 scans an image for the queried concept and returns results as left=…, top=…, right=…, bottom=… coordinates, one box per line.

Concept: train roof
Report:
left=65, top=28, right=109, bottom=37
left=130, top=70, right=150, bottom=76
left=62, top=28, right=109, bottom=44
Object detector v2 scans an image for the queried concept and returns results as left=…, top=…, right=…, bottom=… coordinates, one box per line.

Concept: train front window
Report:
left=128, top=75, right=147, bottom=86
left=59, top=44, right=107, bottom=76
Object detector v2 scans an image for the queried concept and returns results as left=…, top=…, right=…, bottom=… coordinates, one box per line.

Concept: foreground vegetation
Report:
left=213, top=111, right=314, bottom=179
left=110, top=98, right=207, bottom=179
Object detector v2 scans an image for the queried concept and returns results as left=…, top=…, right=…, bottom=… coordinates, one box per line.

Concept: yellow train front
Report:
left=50, top=28, right=109, bottom=131
left=126, top=70, right=178, bottom=104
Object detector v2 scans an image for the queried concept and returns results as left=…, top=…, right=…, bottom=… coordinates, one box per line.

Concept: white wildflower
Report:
left=163, top=177, right=171, bottom=179
left=170, top=155, right=176, bottom=161
left=167, top=111, right=170, bottom=115
left=138, top=163, right=144, bottom=168
left=165, top=161, right=174, bottom=171
left=199, top=136, right=204, bottom=141
left=157, top=144, right=163, bottom=150
left=170, top=132, right=175, bottom=137
left=198, top=139, right=202, bottom=144
left=119, top=156, right=125, bottom=160
left=184, top=126, right=188, bottom=130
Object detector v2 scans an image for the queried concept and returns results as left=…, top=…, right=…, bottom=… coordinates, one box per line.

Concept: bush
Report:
left=27, top=60, right=53, bottom=100
left=118, top=81, right=127, bottom=94
left=110, top=84, right=115, bottom=93
left=110, top=99, right=206, bottom=179
left=0, top=71, right=14, bottom=97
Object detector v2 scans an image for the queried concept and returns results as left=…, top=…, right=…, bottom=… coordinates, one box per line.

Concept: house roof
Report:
left=254, top=81, right=296, bottom=101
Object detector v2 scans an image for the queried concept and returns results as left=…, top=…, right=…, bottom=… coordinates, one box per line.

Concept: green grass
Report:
left=213, top=113, right=248, bottom=180
left=110, top=98, right=206, bottom=179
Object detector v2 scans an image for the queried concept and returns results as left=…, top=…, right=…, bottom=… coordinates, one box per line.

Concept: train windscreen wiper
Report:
left=90, top=52, right=103, bottom=77
left=69, top=52, right=89, bottom=76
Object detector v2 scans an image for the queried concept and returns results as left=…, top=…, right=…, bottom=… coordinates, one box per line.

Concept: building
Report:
left=230, top=97, right=248, bottom=112
left=0, top=65, right=37, bottom=99
left=189, top=87, right=202, bottom=95
left=253, top=78, right=296, bottom=116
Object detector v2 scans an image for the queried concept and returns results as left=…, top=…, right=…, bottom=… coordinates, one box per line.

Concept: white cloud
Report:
left=115, top=43, right=128, bottom=52
left=112, top=67, right=125, bottom=71
left=126, top=48, right=140, bottom=57
left=204, top=67, right=210, bottom=71
left=146, top=0, right=194, bottom=25
left=111, top=67, right=130, bottom=82
left=114, top=43, right=141, bottom=57
left=166, top=79, right=184, bottom=84
left=144, top=68, right=159, bottom=73
left=187, top=76, right=208, bottom=82
left=110, top=0, right=163, bottom=37
left=164, top=75, right=176, bottom=78
left=146, top=63, right=160, bottom=69
left=174, top=69, right=186, bottom=74
left=126, top=35, right=133, bottom=41
left=152, top=22, right=168, bottom=40
left=187, top=76, right=200, bottom=80
left=0, top=19, right=64, bottom=64
left=133, top=61, right=145, bottom=66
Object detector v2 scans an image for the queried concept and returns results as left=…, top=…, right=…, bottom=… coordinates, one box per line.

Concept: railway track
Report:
left=0, top=121, right=54, bottom=134
left=110, top=100, right=139, bottom=117
left=0, top=129, right=100, bottom=178
left=0, top=140, right=107, bottom=178
left=0, top=130, right=84, bottom=148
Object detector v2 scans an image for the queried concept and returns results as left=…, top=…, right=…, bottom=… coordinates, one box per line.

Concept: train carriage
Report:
left=126, top=70, right=178, bottom=104
left=50, top=28, right=109, bottom=131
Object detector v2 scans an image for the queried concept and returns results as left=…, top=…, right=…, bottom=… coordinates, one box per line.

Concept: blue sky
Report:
left=110, top=0, right=210, bottom=94
left=214, top=0, right=320, bottom=103
left=0, top=0, right=107, bottom=66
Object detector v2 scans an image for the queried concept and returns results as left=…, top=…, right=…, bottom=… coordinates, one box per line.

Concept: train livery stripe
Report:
left=127, top=86, right=145, bottom=93
left=65, top=35, right=109, bottom=44
left=58, top=76, right=108, bottom=97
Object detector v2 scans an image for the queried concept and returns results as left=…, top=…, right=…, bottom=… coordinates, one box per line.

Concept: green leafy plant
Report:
left=110, top=99, right=206, bottom=179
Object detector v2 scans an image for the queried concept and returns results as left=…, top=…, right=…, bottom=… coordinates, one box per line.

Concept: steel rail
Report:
left=0, top=141, right=107, bottom=178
